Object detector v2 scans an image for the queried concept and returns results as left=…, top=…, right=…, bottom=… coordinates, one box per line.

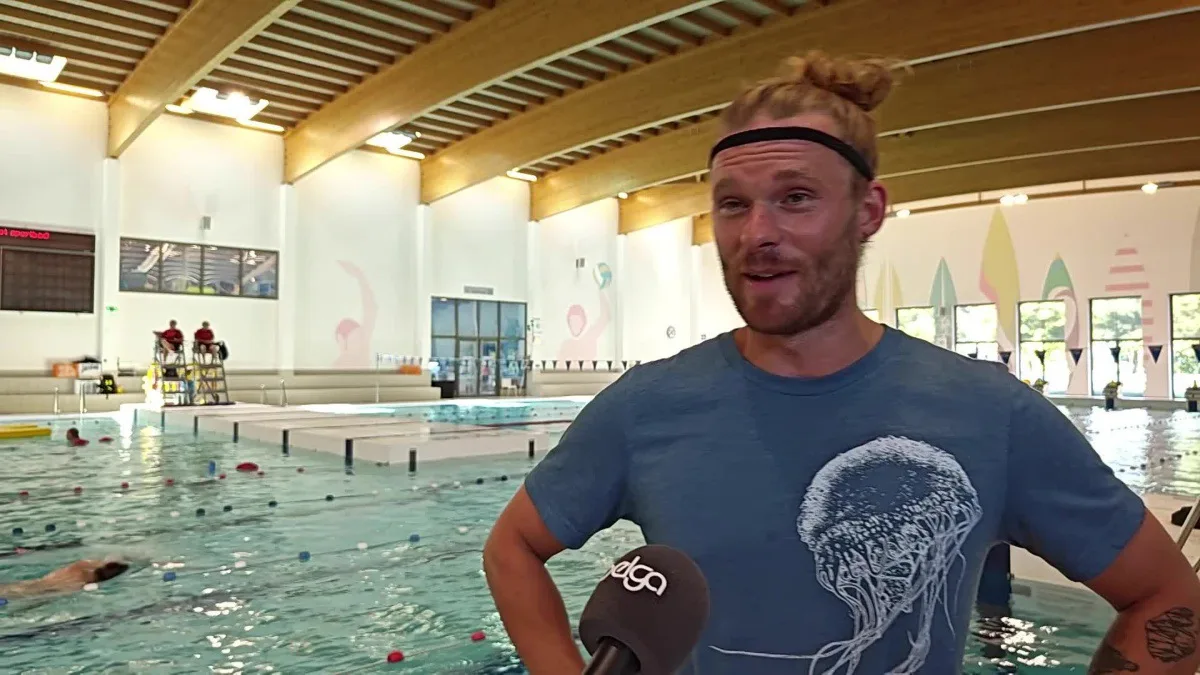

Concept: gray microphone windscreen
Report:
left=578, top=544, right=710, bottom=675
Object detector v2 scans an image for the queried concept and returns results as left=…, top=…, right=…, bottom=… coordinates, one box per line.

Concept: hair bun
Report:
left=776, top=51, right=896, bottom=113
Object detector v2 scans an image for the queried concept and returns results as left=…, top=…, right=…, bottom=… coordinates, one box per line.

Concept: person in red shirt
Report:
left=154, top=320, right=183, bottom=360
left=194, top=321, right=217, bottom=355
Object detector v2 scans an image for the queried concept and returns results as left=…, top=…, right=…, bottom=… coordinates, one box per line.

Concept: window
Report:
left=1090, top=297, right=1144, bottom=396
left=1018, top=300, right=1069, bottom=393
left=954, top=304, right=998, bottom=360
left=431, top=297, right=527, bottom=396
left=118, top=238, right=277, bottom=299
left=896, top=306, right=936, bottom=343
left=862, top=308, right=879, bottom=322
left=1171, top=294, right=1200, bottom=397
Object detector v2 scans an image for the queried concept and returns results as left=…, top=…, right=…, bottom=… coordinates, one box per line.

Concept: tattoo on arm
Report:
left=1090, top=641, right=1139, bottom=674
left=1145, top=607, right=1197, bottom=664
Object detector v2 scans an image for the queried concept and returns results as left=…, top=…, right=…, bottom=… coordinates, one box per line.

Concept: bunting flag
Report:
left=1034, top=350, right=1046, bottom=364
left=1192, top=344, right=1200, bottom=362
left=607, top=360, right=614, bottom=370
left=999, top=351, right=1012, bottom=365
left=1070, top=348, right=1083, bottom=364
left=1109, top=345, right=1121, bottom=362
left=968, top=352, right=978, bottom=359
left=622, top=361, right=628, bottom=369
left=1148, top=345, right=1163, bottom=363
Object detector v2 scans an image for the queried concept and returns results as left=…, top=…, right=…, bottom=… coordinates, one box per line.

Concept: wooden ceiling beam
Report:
left=298, top=2, right=430, bottom=45
left=424, top=0, right=1200, bottom=205
left=0, top=17, right=144, bottom=61
left=258, top=23, right=391, bottom=65
left=399, top=0, right=474, bottom=23
left=285, top=0, right=721, bottom=183
left=338, top=0, right=450, bottom=33
left=11, top=0, right=164, bottom=36
left=80, top=0, right=179, bottom=25
left=529, top=11, right=1200, bottom=219
left=0, top=5, right=156, bottom=50
left=244, top=35, right=375, bottom=75
left=107, top=0, right=301, bottom=157
left=276, top=12, right=409, bottom=55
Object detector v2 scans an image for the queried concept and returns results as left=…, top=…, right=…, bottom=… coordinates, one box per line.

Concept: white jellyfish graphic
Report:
left=710, top=436, right=982, bottom=674
left=800, top=436, right=982, bottom=674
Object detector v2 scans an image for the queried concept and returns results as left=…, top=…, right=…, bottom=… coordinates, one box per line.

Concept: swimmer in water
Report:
left=65, top=428, right=88, bottom=447
left=0, top=559, right=128, bottom=599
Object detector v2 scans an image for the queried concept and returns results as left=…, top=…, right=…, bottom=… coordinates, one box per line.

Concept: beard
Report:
left=720, top=218, right=860, bottom=336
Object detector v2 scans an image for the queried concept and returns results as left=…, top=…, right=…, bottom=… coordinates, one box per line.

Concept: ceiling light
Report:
left=999, top=193, right=1028, bottom=206
left=165, top=103, right=193, bottom=115
left=896, top=208, right=911, bottom=218
left=0, top=46, right=66, bottom=82
left=389, top=148, right=424, bottom=160
left=366, top=131, right=417, bottom=152
left=506, top=169, right=538, bottom=183
left=239, top=118, right=284, bottom=133
left=1141, top=182, right=1159, bottom=194
left=40, top=81, right=102, bottom=97
left=181, top=87, right=268, bottom=121
left=617, top=192, right=629, bottom=199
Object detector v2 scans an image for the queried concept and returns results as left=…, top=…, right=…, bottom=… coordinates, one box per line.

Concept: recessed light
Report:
left=896, top=208, right=911, bottom=218
left=506, top=169, right=538, bottom=183
left=617, top=192, right=628, bottom=199
left=1141, top=182, right=1159, bottom=194
left=40, top=81, right=103, bottom=97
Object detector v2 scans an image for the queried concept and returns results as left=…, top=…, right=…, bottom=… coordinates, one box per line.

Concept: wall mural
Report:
left=333, top=260, right=377, bottom=369
left=929, top=258, right=957, bottom=349
left=556, top=261, right=612, bottom=363
left=979, top=209, right=1020, bottom=356
left=872, top=262, right=903, bottom=321
left=1104, top=234, right=1164, bottom=393
left=1042, top=255, right=1083, bottom=385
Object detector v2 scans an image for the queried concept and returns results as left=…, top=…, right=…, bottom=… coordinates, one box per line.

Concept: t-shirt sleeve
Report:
left=522, top=376, right=632, bottom=550
left=1002, top=386, right=1146, bottom=582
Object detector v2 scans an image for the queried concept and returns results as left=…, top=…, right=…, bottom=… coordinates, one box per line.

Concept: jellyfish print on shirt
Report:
left=711, top=436, right=982, bottom=674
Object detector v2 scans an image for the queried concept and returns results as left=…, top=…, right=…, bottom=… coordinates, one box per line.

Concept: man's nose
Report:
left=739, top=202, right=780, bottom=249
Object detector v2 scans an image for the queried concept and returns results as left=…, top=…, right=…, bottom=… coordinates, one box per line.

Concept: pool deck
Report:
left=1011, top=492, right=1199, bottom=589
left=154, top=403, right=551, bottom=467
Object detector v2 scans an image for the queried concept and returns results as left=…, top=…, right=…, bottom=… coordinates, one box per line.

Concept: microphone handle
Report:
left=582, top=637, right=640, bottom=675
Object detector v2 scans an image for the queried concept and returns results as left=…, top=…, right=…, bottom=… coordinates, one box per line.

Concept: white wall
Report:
left=534, top=199, right=619, bottom=364
left=0, top=85, right=105, bottom=370
left=115, top=114, right=283, bottom=369
left=621, top=217, right=694, bottom=362
left=693, top=241, right=742, bottom=342
left=428, top=176, right=529, bottom=302
left=294, top=150, right=420, bottom=369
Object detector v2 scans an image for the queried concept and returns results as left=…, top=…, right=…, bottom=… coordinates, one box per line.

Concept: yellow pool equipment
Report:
left=0, top=424, right=52, bottom=439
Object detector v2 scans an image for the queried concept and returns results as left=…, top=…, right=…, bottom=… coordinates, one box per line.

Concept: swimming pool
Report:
left=0, top=401, right=1186, bottom=673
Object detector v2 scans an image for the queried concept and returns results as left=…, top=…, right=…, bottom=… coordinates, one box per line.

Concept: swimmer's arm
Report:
left=484, top=486, right=583, bottom=675
left=1084, top=510, right=1200, bottom=674
left=0, top=579, right=50, bottom=599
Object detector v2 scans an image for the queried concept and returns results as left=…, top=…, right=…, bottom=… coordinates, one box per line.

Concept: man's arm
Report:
left=483, top=376, right=634, bottom=675
left=1001, top=385, right=1200, bottom=673
left=1084, top=511, right=1200, bottom=673
left=484, top=487, right=584, bottom=674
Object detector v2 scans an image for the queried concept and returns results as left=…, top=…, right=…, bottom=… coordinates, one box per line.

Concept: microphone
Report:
left=578, top=544, right=710, bottom=675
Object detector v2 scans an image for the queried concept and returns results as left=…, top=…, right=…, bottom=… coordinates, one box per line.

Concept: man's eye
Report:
left=717, top=198, right=747, bottom=213
left=783, top=191, right=811, bottom=205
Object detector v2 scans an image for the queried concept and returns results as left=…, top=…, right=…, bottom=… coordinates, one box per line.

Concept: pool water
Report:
left=0, top=401, right=1186, bottom=673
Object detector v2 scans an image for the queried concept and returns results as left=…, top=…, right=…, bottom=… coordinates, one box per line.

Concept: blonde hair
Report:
left=720, top=51, right=898, bottom=176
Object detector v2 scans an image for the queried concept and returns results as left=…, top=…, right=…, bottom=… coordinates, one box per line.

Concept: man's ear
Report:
left=858, top=181, right=889, bottom=242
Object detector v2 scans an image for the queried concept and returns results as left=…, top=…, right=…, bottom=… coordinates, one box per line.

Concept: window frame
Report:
left=1169, top=292, right=1200, bottom=398
left=1088, top=295, right=1144, bottom=396
left=118, top=237, right=278, bottom=300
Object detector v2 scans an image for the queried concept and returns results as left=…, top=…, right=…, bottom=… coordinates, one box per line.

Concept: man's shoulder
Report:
left=891, top=333, right=1026, bottom=397
left=598, top=337, right=730, bottom=404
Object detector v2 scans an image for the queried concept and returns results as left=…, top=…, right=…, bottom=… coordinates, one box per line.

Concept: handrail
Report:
left=1177, top=494, right=1200, bottom=550
left=78, top=388, right=87, bottom=415
left=53, top=387, right=60, bottom=415
left=279, top=379, right=288, bottom=407
left=259, top=384, right=267, bottom=405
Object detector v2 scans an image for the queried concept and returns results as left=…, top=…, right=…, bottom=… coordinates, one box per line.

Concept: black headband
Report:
left=708, top=126, right=875, bottom=180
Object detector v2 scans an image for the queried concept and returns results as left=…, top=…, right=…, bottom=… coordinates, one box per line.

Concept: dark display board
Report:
left=0, top=225, right=96, bottom=314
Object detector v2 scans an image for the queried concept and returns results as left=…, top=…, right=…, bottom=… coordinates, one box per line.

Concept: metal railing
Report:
left=53, top=387, right=60, bottom=415
left=259, top=384, right=267, bottom=405
left=78, top=388, right=87, bottom=415
left=279, top=379, right=288, bottom=407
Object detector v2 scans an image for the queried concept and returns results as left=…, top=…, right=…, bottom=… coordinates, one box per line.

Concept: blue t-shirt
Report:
left=523, top=327, right=1145, bottom=674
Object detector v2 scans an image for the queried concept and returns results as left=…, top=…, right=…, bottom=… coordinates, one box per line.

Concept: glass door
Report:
left=480, top=341, right=498, bottom=395
left=457, top=340, right=478, bottom=397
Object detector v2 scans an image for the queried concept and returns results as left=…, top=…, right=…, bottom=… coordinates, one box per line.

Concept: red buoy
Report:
left=165, top=478, right=175, bottom=486
left=470, top=631, right=486, bottom=642
left=121, top=482, right=129, bottom=490
left=218, top=473, right=226, bottom=480
left=235, top=462, right=259, bottom=472
left=98, top=436, right=113, bottom=443
left=387, top=651, right=404, bottom=663
left=19, top=490, right=29, bottom=498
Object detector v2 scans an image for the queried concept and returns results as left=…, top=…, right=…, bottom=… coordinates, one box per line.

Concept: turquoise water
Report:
left=0, top=402, right=1181, bottom=673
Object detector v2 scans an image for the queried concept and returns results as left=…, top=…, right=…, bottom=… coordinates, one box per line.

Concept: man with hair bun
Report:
left=485, top=52, right=1200, bottom=674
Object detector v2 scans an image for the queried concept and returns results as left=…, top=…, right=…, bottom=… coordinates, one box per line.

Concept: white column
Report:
left=614, top=233, right=627, bottom=363
left=690, top=244, right=703, bottom=345
left=96, top=158, right=122, bottom=369
left=525, top=219, right=542, bottom=361
left=276, top=185, right=298, bottom=374
left=413, top=204, right=432, bottom=359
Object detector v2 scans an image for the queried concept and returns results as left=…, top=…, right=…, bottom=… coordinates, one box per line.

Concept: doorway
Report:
left=431, top=297, right=527, bottom=397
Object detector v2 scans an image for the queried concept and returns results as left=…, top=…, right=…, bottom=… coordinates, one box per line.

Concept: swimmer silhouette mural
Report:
left=712, top=436, right=982, bottom=674
left=332, top=260, right=377, bottom=369
left=556, top=262, right=613, bottom=363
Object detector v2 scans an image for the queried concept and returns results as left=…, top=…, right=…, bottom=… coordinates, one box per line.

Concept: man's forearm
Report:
left=483, top=544, right=584, bottom=675
left=1090, top=601, right=1199, bottom=673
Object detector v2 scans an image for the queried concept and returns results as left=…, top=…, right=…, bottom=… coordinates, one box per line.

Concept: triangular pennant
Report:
left=999, top=351, right=1012, bottom=365
left=607, top=360, right=613, bottom=370
left=540, top=360, right=546, bottom=370
left=968, top=352, right=978, bottom=359
left=1069, top=348, right=1083, bottom=364
left=1148, top=344, right=1163, bottom=362
left=1034, top=349, right=1046, bottom=365
left=591, top=360, right=598, bottom=370
left=1192, top=343, right=1200, bottom=362
left=1109, top=345, right=1121, bottom=362
left=622, top=361, right=628, bottom=369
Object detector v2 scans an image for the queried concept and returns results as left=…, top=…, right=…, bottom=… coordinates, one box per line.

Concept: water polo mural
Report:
left=556, top=261, right=613, bottom=364
left=979, top=209, right=1019, bottom=366
left=332, top=260, right=377, bottom=369
left=1042, top=255, right=1083, bottom=385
